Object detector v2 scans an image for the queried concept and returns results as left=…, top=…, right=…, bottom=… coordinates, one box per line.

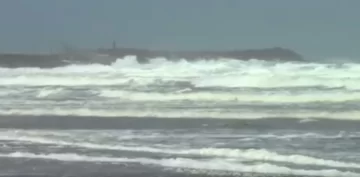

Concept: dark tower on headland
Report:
left=112, top=41, right=117, bottom=50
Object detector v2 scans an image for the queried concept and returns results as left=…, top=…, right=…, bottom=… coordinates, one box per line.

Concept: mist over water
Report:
left=1, top=56, right=360, bottom=177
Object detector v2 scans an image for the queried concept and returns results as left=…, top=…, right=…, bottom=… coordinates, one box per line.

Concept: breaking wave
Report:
left=1, top=127, right=359, bottom=177
left=0, top=56, right=360, bottom=89
left=1, top=56, right=360, bottom=177
left=1, top=108, right=360, bottom=120
left=1, top=132, right=359, bottom=169
left=0, top=56, right=360, bottom=120
left=1, top=152, right=358, bottom=177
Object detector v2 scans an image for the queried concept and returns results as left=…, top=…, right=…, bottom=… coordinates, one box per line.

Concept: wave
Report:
left=3, top=86, right=360, bottom=104
left=3, top=129, right=358, bottom=141
left=98, top=89, right=360, bottom=103
left=36, top=87, right=64, bottom=98
left=1, top=152, right=357, bottom=177
left=1, top=133, right=359, bottom=169
left=1, top=108, right=360, bottom=120
left=1, top=56, right=360, bottom=120
left=0, top=56, right=360, bottom=90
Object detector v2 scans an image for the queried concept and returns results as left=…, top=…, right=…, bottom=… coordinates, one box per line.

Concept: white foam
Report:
left=2, top=129, right=352, bottom=142
left=36, top=87, right=64, bottom=98
left=0, top=152, right=358, bottom=177
left=1, top=57, right=360, bottom=121
left=1, top=57, right=360, bottom=89
left=1, top=108, right=359, bottom=120
left=185, top=148, right=360, bottom=169
left=98, top=89, right=360, bottom=103
left=0, top=75, right=156, bottom=86
left=4, top=86, right=360, bottom=104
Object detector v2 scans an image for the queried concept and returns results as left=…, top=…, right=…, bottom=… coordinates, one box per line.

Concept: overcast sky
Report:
left=0, top=0, right=359, bottom=58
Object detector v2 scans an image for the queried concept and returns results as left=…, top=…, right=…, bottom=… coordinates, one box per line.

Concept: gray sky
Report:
left=0, top=0, right=359, bottom=58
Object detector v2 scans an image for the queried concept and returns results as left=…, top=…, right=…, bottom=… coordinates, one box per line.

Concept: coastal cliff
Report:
left=0, top=47, right=304, bottom=68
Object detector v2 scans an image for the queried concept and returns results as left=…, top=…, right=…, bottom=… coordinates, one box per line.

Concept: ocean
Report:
left=0, top=56, right=359, bottom=177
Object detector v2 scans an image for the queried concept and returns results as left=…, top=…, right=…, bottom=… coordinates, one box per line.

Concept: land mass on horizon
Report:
left=0, top=45, right=304, bottom=68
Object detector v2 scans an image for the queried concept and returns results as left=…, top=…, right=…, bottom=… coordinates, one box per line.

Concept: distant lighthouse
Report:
left=112, top=40, right=117, bottom=50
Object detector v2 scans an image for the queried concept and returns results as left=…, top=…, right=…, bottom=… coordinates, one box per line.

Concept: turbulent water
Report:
left=0, top=56, right=360, bottom=177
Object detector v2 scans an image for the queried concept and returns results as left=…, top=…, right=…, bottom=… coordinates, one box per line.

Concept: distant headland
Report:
left=0, top=43, right=304, bottom=68
left=97, top=46, right=304, bottom=63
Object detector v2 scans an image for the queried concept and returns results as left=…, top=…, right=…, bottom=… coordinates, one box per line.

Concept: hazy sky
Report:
left=0, top=0, right=359, bottom=58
